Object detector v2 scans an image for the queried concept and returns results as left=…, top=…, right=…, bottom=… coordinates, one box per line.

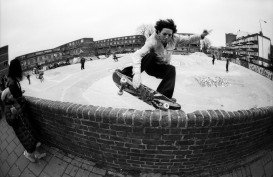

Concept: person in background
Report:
left=113, top=52, right=118, bottom=62
left=212, top=54, right=215, bottom=65
left=226, top=58, right=230, bottom=72
left=80, top=57, right=86, bottom=70
left=1, top=58, right=46, bottom=162
left=38, top=71, right=44, bottom=83
left=26, top=73, right=31, bottom=85
left=121, top=19, right=210, bottom=101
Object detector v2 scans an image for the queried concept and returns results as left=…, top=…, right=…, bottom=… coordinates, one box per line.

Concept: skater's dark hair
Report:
left=155, top=19, right=177, bottom=34
left=8, top=58, right=23, bottom=81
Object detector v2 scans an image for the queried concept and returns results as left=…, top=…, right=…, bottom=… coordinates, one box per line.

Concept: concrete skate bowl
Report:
left=24, top=57, right=273, bottom=176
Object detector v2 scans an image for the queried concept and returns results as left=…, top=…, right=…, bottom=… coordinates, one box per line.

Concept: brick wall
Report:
left=26, top=96, right=273, bottom=175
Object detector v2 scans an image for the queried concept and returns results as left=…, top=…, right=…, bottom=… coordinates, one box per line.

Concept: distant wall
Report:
left=27, top=96, right=273, bottom=176
left=230, top=58, right=273, bottom=80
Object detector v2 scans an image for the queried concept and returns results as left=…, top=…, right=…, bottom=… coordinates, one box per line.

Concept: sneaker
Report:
left=34, top=152, right=46, bottom=159
left=23, top=151, right=36, bottom=163
left=153, top=93, right=166, bottom=100
left=170, top=98, right=177, bottom=103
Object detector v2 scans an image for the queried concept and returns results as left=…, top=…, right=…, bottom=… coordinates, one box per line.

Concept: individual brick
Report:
left=161, top=110, right=170, bottom=127
left=76, top=105, right=87, bottom=119
left=133, top=110, right=145, bottom=126
left=187, top=113, right=196, bottom=128
left=193, top=110, right=203, bottom=127
left=67, top=103, right=80, bottom=118
left=151, top=110, right=161, bottom=127
left=115, top=108, right=127, bottom=124
left=101, top=107, right=113, bottom=123
left=59, top=102, right=74, bottom=115
left=82, top=105, right=93, bottom=119
left=177, top=110, right=187, bottom=128
left=142, top=110, right=152, bottom=127
left=214, top=110, right=224, bottom=126
left=200, top=110, right=211, bottom=127
left=87, top=106, right=100, bottom=121
left=237, top=110, right=247, bottom=123
left=207, top=110, right=218, bottom=127
left=170, top=110, right=179, bottom=128
left=219, top=110, right=230, bottom=125
left=124, top=109, right=135, bottom=125
left=94, top=106, right=106, bottom=122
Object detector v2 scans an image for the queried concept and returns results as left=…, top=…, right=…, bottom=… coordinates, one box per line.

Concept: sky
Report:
left=1, top=0, right=273, bottom=60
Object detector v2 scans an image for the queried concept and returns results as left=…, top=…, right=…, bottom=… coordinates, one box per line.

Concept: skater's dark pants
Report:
left=121, top=52, right=176, bottom=99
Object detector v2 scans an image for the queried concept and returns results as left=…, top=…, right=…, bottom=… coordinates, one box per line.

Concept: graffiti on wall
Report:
left=240, top=60, right=249, bottom=68
left=249, top=63, right=273, bottom=80
left=229, top=58, right=273, bottom=81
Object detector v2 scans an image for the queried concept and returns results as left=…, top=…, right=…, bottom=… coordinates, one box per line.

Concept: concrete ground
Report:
left=1, top=117, right=273, bottom=177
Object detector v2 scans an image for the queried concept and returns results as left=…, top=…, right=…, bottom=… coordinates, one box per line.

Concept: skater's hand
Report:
left=10, top=106, right=18, bottom=114
left=133, top=73, right=141, bottom=89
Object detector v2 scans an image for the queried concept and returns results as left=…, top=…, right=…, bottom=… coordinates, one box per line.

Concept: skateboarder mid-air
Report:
left=121, top=19, right=210, bottom=102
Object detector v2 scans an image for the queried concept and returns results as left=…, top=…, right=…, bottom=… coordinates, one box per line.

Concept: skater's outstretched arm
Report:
left=175, top=29, right=210, bottom=45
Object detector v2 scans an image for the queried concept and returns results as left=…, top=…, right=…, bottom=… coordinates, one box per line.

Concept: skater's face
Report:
left=158, top=28, right=173, bottom=44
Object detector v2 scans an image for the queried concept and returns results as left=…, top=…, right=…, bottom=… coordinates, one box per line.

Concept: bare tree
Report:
left=136, top=24, right=155, bottom=39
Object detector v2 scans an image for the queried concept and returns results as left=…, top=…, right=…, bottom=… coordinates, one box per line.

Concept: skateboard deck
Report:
left=112, top=69, right=181, bottom=111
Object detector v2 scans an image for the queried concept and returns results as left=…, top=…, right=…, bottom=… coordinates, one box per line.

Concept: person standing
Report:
left=212, top=54, right=215, bottom=65
left=1, top=58, right=46, bottom=162
left=38, top=71, right=44, bottom=83
left=226, top=58, right=230, bottom=72
left=80, top=57, right=86, bottom=70
left=26, top=74, right=31, bottom=85
left=113, top=53, right=118, bottom=62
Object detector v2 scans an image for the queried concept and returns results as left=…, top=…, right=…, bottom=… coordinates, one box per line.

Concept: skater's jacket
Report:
left=132, top=32, right=201, bottom=75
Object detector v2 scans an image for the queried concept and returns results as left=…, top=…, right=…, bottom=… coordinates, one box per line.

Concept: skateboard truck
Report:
left=118, top=77, right=127, bottom=95
left=152, top=99, right=170, bottom=111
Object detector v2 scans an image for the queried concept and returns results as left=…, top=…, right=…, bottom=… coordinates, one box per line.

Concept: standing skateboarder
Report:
left=121, top=19, right=210, bottom=101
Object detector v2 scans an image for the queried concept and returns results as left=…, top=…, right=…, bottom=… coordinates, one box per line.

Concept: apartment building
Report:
left=94, top=35, right=145, bottom=55
left=223, top=33, right=272, bottom=68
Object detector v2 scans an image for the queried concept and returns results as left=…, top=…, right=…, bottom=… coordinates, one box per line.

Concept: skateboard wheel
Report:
left=120, top=78, right=126, bottom=84
left=163, top=103, right=169, bottom=109
left=118, top=90, right=123, bottom=95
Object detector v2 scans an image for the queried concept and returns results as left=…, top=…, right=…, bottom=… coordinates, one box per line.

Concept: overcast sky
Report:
left=1, top=0, right=272, bottom=60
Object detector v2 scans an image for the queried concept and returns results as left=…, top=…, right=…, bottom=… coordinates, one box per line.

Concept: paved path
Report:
left=1, top=116, right=273, bottom=177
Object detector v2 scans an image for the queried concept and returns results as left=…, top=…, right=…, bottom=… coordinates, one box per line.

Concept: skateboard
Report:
left=112, top=69, right=181, bottom=111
